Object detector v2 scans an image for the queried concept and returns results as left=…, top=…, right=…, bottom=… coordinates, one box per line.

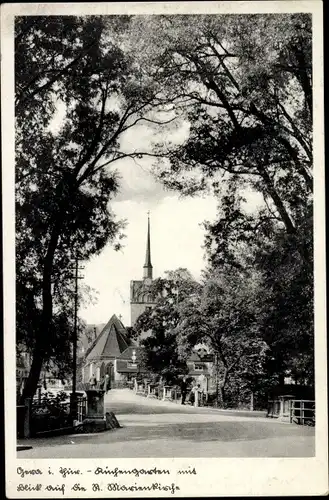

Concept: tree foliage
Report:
left=126, top=14, right=312, bottom=261
left=16, top=14, right=314, bottom=404
left=127, top=14, right=314, bottom=392
left=134, top=269, right=201, bottom=384
left=137, top=15, right=311, bottom=187
left=203, top=194, right=313, bottom=387
left=16, top=15, right=170, bottom=401
left=175, top=268, right=268, bottom=404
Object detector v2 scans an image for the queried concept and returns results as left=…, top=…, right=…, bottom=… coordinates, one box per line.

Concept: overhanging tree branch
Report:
left=16, top=39, right=98, bottom=108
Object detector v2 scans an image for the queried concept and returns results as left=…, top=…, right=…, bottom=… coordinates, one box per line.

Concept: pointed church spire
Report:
left=143, top=212, right=153, bottom=280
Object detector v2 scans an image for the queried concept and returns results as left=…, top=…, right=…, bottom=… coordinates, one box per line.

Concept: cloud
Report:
left=108, top=119, right=190, bottom=205
left=112, top=155, right=169, bottom=205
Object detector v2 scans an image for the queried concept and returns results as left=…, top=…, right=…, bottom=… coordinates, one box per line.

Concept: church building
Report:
left=80, top=214, right=156, bottom=386
left=80, top=213, right=214, bottom=388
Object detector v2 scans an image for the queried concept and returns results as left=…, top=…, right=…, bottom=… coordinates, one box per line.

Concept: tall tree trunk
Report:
left=217, top=386, right=224, bottom=407
left=20, top=221, right=62, bottom=402
left=19, top=347, right=44, bottom=404
left=217, top=368, right=228, bottom=408
left=292, top=44, right=312, bottom=120
left=19, top=174, right=77, bottom=401
left=258, top=165, right=312, bottom=270
left=253, top=148, right=312, bottom=270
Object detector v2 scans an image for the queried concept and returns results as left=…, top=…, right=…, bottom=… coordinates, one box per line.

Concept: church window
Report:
left=96, top=367, right=101, bottom=381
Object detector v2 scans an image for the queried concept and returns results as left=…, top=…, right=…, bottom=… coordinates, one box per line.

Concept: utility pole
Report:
left=69, top=256, right=84, bottom=419
left=72, top=256, right=79, bottom=396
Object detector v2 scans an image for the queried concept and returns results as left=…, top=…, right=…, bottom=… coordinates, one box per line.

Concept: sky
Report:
left=78, top=136, right=263, bottom=327
left=48, top=100, right=223, bottom=327
left=49, top=96, right=263, bottom=329
left=79, top=155, right=219, bottom=327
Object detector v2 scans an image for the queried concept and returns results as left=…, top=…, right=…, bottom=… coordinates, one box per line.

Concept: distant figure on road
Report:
left=180, top=376, right=188, bottom=405
left=89, top=374, right=97, bottom=389
left=198, top=373, right=208, bottom=405
left=191, top=382, right=201, bottom=407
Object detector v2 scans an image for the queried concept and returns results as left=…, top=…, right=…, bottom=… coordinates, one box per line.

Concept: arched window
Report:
left=96, top=367, right=101, bottom=381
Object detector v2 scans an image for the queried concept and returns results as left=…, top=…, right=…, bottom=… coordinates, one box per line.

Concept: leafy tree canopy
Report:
left=16, top=15, right=173, bottom=400
left=134, top=269, right=201, bottom=384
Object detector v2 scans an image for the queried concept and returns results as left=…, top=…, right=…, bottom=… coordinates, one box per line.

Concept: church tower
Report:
left=130, top=213, right=156, bottom=330
left=143, top=213, right=153, bottom=282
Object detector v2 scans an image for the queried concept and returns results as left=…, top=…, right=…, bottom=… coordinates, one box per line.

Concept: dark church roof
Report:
left=84, top=315, right=131, bottom=361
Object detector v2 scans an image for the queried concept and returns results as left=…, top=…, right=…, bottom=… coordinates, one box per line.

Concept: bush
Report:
left=31, top=391, right=72, bottom=434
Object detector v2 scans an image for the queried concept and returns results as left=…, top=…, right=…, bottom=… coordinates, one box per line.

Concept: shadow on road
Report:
left=117, top=421, right=314, bottom=442
left=19, top=418, right=314, bottom=450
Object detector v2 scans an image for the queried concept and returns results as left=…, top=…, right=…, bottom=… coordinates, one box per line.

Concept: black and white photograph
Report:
left=2, top=1, right=327, bottom=497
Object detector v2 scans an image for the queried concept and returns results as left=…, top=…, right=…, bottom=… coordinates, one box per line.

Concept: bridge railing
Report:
left=290, top=400, right=315, bottom=426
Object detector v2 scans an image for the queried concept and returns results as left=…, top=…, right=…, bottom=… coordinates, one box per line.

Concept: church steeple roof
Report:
left=143, top=212, right=153, bottom=280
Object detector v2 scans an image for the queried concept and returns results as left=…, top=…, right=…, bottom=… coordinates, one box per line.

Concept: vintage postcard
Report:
left=2, top=1, right=327, bottom=497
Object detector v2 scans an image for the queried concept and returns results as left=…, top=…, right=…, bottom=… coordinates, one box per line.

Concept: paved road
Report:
left=17, top=389, right=315, bottom=458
